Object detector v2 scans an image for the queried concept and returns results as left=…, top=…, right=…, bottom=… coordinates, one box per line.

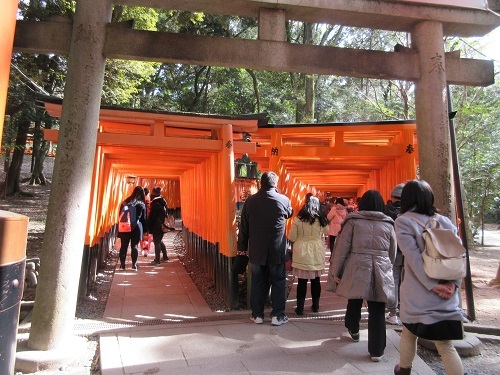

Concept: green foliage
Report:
left=102, top=6, right=164, bottom=106
left=445, top=36, right=500, bottom=230
left=6, top=7, right=499, bottom=223
left=452, top=83, right=500, bottom=228
left=18, top=0, right=75, bottom=21
left=112, top=6, right=159, bottom=30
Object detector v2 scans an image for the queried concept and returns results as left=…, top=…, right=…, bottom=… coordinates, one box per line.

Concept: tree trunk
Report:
left=303, top=22, right=315, bottom=123
left=5, top=119, right=30, bottom=196
left=29, top=118, right=52, bottom=185
left=304, top=75, right=315, bottom=122
left=29, top=141, right=49, bottom=185
left=492, top=263, right=500, bottom=286
left=246, top=69, right=260, bottom=113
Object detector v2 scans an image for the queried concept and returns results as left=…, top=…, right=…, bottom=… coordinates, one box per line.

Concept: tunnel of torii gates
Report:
left=39, top=96, right=420, bottom=306
left=1, top=0, right=499, bottom=355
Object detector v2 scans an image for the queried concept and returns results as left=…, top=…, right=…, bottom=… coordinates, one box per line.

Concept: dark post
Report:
left=0, top=211, right=28, bottom=374
left=447, top=86, right=475, bottom=321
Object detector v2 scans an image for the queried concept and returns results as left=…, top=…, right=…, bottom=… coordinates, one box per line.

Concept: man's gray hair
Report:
left=261, top=171, right=278, bottom=189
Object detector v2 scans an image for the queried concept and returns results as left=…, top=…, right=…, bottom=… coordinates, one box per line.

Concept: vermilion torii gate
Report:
left=1, top=0, right=499, bottom=367
left=40, top=96, right=419, bottom=248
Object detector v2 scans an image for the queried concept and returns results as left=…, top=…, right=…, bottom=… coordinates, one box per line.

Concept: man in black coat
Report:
left=237, top=172, right=293, bottom=326
left=148, top=186, right=169, bottom=265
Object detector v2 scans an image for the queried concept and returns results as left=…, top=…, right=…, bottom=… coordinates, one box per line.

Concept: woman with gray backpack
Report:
left=394, top=180, right=464, bottom=375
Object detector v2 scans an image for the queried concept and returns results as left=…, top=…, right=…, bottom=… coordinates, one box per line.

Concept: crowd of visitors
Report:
left=237, top=175, right=464, bottom=373
left=117, top=175, right=464, bottom=373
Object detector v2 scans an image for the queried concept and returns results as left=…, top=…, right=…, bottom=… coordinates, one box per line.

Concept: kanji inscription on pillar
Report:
left=429, top=53, right=444, bottom=73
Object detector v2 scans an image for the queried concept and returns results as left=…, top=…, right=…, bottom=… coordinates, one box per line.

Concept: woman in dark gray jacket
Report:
left=330, top=190, right=396, bottom=362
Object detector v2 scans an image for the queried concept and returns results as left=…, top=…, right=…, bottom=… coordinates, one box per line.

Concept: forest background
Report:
left=3, top=1, right=499, bottom=241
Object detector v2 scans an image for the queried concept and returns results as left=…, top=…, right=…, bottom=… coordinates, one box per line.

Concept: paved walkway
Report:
left=93, top=233, right=435, bottom=375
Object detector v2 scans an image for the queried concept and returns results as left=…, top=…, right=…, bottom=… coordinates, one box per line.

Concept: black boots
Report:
left=311, top=298, right=320, bottom=313
left=311, top=277, right=321, bottom=313
left=296, top=278, right=307, bottom=315
left=394, top=364, right=412, bottom=375
left=296, top=278, right=321, bottom=314
left=295, top=298, right=305, bottom=315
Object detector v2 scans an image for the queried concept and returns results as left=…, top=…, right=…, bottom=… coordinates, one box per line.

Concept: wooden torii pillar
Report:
left=413, top=21, right=456, bottom=219
left=219, top=124, right=237, bottom=258
left=26, top=0, right=113, bottom=357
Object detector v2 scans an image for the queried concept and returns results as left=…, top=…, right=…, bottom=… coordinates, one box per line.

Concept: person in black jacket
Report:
left=148, top=186, right=169, bottom=265
left=385, top=182, right=405, bottom=325
left=237, top=172, right=293, bottom=326
left=117, top=186, right=148, bottom=270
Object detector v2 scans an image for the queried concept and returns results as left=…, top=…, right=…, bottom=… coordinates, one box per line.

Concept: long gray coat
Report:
left=330, top=211, right=396, bottom=303
left=395, top=212, right=463, bottom=325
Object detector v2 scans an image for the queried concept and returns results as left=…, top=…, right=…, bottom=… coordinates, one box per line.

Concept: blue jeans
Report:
left=250, top=262, right=287, bottom=319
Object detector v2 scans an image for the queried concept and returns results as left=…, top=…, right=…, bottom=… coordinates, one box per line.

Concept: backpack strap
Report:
left=405, top=212, right=432, bottom=228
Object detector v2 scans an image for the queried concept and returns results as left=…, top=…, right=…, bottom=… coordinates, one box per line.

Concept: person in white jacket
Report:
left=289, top=196, right=329, bottom=315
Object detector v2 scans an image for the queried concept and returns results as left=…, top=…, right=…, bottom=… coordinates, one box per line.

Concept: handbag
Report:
left=118, top=210, right=132, bottom=232
left=161, top=214, right=176, bottom=232
left=409, top=214, right=466, bottom=280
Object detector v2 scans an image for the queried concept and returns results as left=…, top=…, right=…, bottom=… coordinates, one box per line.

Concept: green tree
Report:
left=4, top=0, right=71, bottom=194
left=452, top=81, right=500, bottom=240
left=446, top=35, right=500, bottom=242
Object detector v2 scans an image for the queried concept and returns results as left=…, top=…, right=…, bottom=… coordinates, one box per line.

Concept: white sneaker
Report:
left=250, top=316, right=264, bottom=324
left=385, top=313, right=401, bottom=325
left=371, top=354, right=384, bottom=362
left=271, top=315, right=289, bottom=326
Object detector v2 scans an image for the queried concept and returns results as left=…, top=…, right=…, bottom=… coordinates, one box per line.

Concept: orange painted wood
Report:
left=40, top=100, right=418, bottom=249
left=0, top=0, right=17, bottom=141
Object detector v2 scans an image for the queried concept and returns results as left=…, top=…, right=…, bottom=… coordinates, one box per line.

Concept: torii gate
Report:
left=1, top=0, right=499, bottom=366
left=39, top=96, right=418, bottom=290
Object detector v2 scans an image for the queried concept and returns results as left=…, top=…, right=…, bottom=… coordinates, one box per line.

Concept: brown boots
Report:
left=394, top=364, right=412, bottom=375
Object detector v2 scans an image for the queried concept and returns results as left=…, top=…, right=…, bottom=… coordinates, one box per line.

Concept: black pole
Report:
left=447, top=85, right=475, bottom=321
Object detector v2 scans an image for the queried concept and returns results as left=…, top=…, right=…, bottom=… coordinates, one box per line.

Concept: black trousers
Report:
left=296, top=277, right=321, bottom=301
left=345, top=299, right=386, bottom=357
left=119, top=230, right=140, bottom=267
left=152, top=231, right=167, bottom=262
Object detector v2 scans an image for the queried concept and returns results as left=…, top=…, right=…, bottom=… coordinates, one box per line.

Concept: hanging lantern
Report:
left=125, top=175, right=137, bottom=185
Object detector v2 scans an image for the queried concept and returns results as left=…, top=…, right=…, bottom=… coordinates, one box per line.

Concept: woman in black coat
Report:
left=147, top=186, right=169, bottom=265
